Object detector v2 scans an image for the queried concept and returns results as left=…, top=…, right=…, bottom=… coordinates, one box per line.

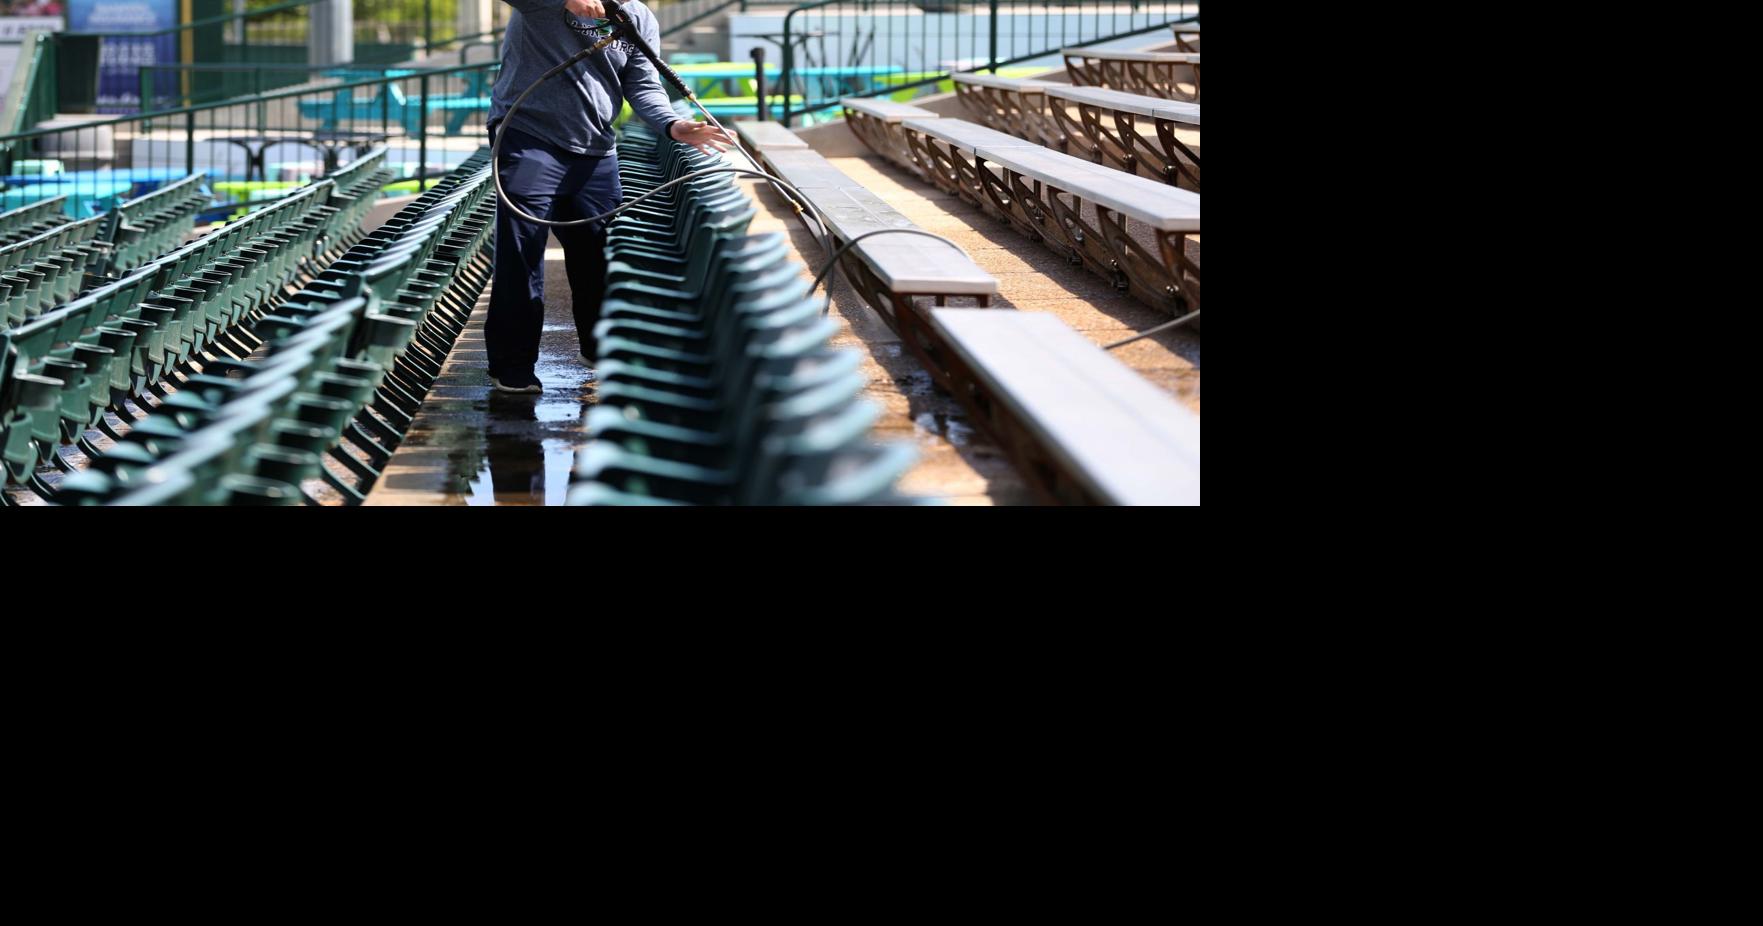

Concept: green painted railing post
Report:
left=988, top=0, right=1000, bottom=73
left=780, top=14, right=793, bottom=126
left=185, top=110, right=196, bottom=175
left=418, top=74, right=429, bottom=186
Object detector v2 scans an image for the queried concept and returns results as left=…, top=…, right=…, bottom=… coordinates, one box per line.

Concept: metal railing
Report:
left=0, top=61, right=502, bottom=219
left=774, top=0, right=1199, bottom=125
left=136, top=63, right=351, bottom=112
left=0, top=32, right=56, bottom=179
left=46, top=0, right=747, bottom=115
left=657, top=0, right=749, bottom=35
left=132, top=29, right=507, bottom=112
left=54, top=1, right=501, bottom=114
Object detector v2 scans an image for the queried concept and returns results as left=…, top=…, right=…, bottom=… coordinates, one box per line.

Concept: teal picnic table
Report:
left=321, top=67, right=420, bottom=82
left=306, top=68, right=491, bottom=136
left=309, top=68, right=421, bottom=132
left=1, top=180, right=134, bottom=216
left=669, top=62, right=904, bottom=98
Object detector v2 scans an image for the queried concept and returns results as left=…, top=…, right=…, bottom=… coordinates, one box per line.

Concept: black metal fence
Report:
left=658, top=0, right=749, bottom=34
left=0, top=61, right=501, bottom=221
left=54, top=1, right=511, bottom=114
left=772, top=0, right=1200, bottom=125
left=134, top=28, right=506, bottom=111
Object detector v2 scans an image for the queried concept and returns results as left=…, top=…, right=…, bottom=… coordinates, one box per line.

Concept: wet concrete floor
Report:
left=364, top=242, right=599, bottom=505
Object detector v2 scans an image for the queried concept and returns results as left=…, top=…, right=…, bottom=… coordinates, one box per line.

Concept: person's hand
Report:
left=565, top=0, right=606, bottom=19
left=670, top=120, right=736, bottom=156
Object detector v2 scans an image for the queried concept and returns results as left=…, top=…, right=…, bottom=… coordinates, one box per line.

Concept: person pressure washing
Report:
left=487, top=0, right=734, bottom=394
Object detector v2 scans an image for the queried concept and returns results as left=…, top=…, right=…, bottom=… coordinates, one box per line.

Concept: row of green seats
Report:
left=1, top=148, right=401, bottom=500
left=0, top=196, right=73, bottom=247
left=1, top=148, right=399, bottom=503
left=568, top=124, right=917, bottom=505
left=296, top=145, right=398, bottom=262
left=0, top=216, right=107, bottom=327
left=104, top=173, right=213, bottom=274
left=55, top=150, right=496, bottom=505
left=0, top=179, right=348, bottom=500
left=2, top=182, right=336, bottom=497
left=0, top=147, right=409, bottom=500
left=2, top=174, right=221, bottom=330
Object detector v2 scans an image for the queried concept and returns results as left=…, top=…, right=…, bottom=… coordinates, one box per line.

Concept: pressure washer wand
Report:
left=599, top=0, right=700, bottom=103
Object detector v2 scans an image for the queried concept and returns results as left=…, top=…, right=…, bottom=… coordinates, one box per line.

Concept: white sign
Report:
left=0, top=17, right=64, bottom=39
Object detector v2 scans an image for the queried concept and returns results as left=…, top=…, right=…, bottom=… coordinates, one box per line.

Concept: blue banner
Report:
left=68, top=0, right=179, bottom=112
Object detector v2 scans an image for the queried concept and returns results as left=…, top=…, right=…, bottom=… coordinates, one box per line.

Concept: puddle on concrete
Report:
left=895, top=368, right=938, bottom=397
left=457, top=377, right=594, bottom=505
left=913, top=410, right=978, bottom=447
left=464, top=439, right=579, bottom=506
left=533, top=398, right=585, bottom=423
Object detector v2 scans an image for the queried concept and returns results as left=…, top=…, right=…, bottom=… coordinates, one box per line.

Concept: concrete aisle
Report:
left=363, top=243, right=598, bottom=505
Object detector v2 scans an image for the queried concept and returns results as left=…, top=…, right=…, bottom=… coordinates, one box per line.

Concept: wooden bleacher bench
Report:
left=898, top=116, right=1042, bottom=200
left=1045, top=85, right=1200, bottom=189
left=1062, top=47, right=1200, bottom=102
left=950, top=73, right=1065, bottom=150
left=898, top=117, right=1200, bottom=321
left=1169, top=21, right=1201, bottom=53
left=734, top=120, right=810, bottom=159
left=743, top=141, right=997, bottom=372
left=931, top=308, right=1199, bottom=505
left=840, top=98, right=940, bottom=171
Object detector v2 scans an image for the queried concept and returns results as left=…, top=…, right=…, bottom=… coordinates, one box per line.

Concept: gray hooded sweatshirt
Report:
left=489, top=0, right=678, bottom=156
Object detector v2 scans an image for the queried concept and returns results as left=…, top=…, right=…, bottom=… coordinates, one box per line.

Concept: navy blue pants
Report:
left=486, top=123, right=623, bottom=379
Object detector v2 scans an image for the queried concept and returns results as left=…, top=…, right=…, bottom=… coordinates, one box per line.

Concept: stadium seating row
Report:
left=569, top=124, right=919, bottom=505
left=54, top=149, right=488, bottom=504
left=0, top=149, right=396, bottom=503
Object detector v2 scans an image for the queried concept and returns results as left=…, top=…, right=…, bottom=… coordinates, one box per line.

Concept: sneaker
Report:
left=490, top=372, right=543, bottom=394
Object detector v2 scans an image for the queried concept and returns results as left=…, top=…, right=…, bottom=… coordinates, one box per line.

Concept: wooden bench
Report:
left=1046, top=85, right=1200, bottom=190
left=897, top=116, right=1041, bottom=203
left=899, top=117, right=1200, bottom=320
left=840, top=98, right=940, bottom=172
left=1170, top=21, right=1201, bottom=53
left=1062, top=47, right=1200, bottom=102
left=950, top=72, right=1064, bottom=150
left=747, top=143, right=998, bottom=376
left=734, top=119, right=810, bottom=161
left=931, top=308, right=1199, bottom=505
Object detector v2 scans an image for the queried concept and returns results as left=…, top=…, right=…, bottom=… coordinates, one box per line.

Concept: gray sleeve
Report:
left=619, top=8, right=680, bottom=139
left=502, top=0, right=566, bottom=11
